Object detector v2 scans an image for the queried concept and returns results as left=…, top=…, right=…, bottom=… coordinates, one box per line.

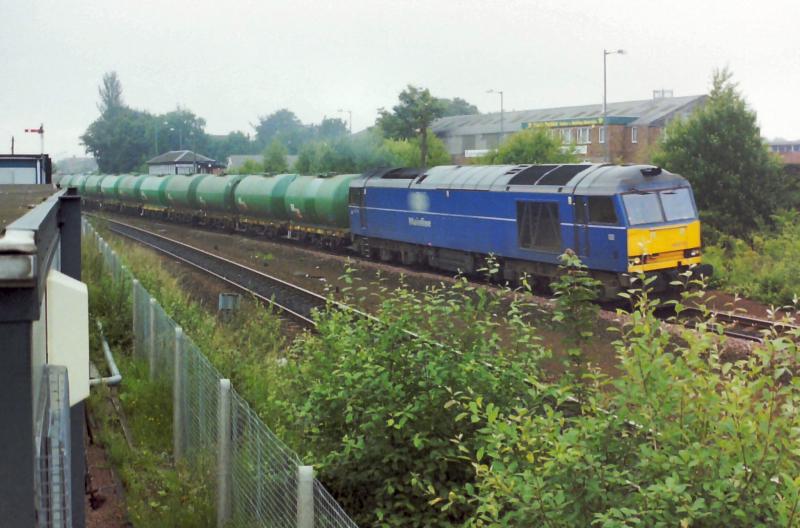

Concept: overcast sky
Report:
left=2, top=0, right=798, bottom=159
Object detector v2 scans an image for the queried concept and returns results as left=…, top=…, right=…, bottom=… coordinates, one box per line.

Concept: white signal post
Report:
left=25, top=124, right=44, bottom=154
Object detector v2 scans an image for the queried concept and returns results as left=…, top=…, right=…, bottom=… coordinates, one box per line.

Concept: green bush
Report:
left=280, top=272, right=548, bottom=526
left=705, top=211, right=800, bottom=305
left=454, top=288, right=800, bottom=527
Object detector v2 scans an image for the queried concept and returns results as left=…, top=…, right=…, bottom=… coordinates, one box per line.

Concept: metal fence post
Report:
left=148, top=298, right=156, bottom=380
left=297, top=466, right=314, bottom=528
left=132, top=279, right=140, bottom=357
left=173, top=326, right=184, bottom=462
left=217, top=379, right=232, bottom=528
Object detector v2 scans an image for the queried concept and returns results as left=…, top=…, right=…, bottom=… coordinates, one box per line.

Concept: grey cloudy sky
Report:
left=2, top=0, right=798, bottom=159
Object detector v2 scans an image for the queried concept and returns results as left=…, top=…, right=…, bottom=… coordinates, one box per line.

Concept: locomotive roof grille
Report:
left=534, top=164, right=592, bottom=186
left=506, top=165, right=558, bottom=185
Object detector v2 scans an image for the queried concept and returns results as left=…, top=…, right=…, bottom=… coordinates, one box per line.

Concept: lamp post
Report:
left=603, top=48, right=625, bottom=163
left=487, top=89, right=504, bottom=142
left=337, top=108, right=352, bottom=134
left=154, top=120, right=168, bottom=155
left=189, top=131, right=197, bottom=174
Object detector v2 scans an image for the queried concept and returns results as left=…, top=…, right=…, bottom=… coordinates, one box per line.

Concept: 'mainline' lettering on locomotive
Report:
left=408, top=217, right=432, bottom=228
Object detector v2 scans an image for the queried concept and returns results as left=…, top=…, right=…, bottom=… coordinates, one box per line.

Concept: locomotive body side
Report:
left=350, top=164, right=711, bottom=297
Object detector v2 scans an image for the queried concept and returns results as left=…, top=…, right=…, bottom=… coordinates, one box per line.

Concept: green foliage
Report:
left=263, top=138, right=289, bottom=173
left=457, top=287, right=800, bottom=527
left=653, top=69, right=793, bottom=237
left=254, top=108, right=312, bottom=153
left=550, top=251, right=601, bottom=369
left=704, top=211, right=800, bottom=305
left=81, top=105, right=155, bottom=173
left=380, top=131, right=451, bottom=168
left=82, top=240, right=214, bottom=527
left=204, top=130, right=259, bottom=162
left=97, top=71, right=124, bottom=114
left=438, top=97, right=479, bottom=117
left=377, top=85, right=446, bottom=167
left=480, top=126, right=578, bottom=164
left=280, top=270, right=547, bottom=526
left=235, top=159, right=265, bottom=174
left=294, top=131, right=393, bottom=174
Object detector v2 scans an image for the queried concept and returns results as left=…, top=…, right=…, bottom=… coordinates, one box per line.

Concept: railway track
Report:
left=678, top=307, right=799, bottom=343
left=95, top=215, right=798, bottom=346
left=96, top=216, right=348, bottom=327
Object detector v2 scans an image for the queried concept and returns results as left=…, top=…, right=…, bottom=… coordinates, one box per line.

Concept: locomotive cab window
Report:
left=587, top=196, right=618, bottom=225
left=622, top=192, right=663, bottom=226
left=517, top=201, right=562, bottom=252
left=660, top=188, right=696, bottom=221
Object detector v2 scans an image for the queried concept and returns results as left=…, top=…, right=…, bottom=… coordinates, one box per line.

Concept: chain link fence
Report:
left=84, top=218, right=359, bottom=528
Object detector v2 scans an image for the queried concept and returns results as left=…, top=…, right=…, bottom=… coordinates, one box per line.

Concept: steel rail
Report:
left=99, top=216, right=336, bottom=327
left=679, top=307, right=799, bottom=343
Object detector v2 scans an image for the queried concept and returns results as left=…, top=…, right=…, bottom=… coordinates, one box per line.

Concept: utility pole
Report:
left=603, top=49, right=625, bottom=163
left=487, top=90, right=504, bottom=141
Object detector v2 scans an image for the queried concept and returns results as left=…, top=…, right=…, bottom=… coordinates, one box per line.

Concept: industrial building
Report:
left=431, top=94, right=707, bottom=164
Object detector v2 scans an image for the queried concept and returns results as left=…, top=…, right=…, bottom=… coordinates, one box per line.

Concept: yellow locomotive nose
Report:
left=627, top=220, right=702, bottom=272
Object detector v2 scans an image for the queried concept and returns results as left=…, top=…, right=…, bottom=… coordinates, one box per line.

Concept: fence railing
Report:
left=84, top=218, right=358, bottom=528
left=34, top=365, right=72, bottom=528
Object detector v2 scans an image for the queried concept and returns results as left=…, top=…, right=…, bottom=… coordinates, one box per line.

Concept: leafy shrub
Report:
left=280, top=272, right=548, bottom=526
left=705, top=211, right=800, bottom=305
left=455, top=287, right=800, bottom=527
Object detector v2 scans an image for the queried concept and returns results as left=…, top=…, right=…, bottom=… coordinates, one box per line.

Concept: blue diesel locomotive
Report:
left=349, top=164, right=711, bottom=298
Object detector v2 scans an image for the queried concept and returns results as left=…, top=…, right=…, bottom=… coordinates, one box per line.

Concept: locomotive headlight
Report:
left=629, top=256, right=642, bottom=265
left=684, top=248, right=701, bottom=258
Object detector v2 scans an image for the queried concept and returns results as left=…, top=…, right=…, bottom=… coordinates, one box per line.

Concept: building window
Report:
left=462, top=134, right=476, bottom=150
left=576, top=127, right=591, bottom=145
left=517, top=201, right=562, bottom=252
left=599, top=127, right=606, bottom=144
left=631, top=127, right=638, bottom=144
left=560, top=128, right=572, bottom=144
left=484, top=133, right=502, bottom=149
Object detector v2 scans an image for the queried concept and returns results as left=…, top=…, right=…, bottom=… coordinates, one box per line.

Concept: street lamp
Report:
left=189, top=131, right=197, bottom=174
left=487, top=89, right=504, bottom=141
left=337, top=109, right=352, bottom=134
left=603, top=48, right=625, bottom=162
left=154, top=120, right=168, bottom=155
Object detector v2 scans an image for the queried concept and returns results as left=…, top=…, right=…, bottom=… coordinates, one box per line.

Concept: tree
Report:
left=481, top=126, right=578, bottom=164
left=81, top=106, right=153, bottom=173
left=204, top=131, right=258, bottom=163
left=316, top=117, right=348, bottom=141
left=437, top=96, right=479, bottom=117
left=161, top=107, right=207, bottom=152
left=97, top=71, right=124, bottom=115
left=253, top=109, right=311, bottom=153
left=376, top=85, right=445, bottom=167
left=380, top=131, right=451, bottom=168
left=653, top=69, right=791, bottom=237
left=263, top=139, right=289, bottom=173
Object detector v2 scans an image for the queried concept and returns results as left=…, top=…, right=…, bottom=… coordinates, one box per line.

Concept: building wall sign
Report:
left=521, top=116, right=636, bottom=129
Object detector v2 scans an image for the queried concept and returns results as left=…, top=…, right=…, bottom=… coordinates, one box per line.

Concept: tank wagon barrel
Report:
left=234, top=173, right=297, bottom=221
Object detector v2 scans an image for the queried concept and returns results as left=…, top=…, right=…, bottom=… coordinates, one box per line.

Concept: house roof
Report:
left=431, top=95, right=707, bottom=136
left=147, top=150, right=215, bottom=165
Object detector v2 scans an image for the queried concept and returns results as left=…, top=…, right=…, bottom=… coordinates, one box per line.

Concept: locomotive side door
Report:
left=359, top=188, right=367, bottom=229
left=573, top=195, right=590, bottom=259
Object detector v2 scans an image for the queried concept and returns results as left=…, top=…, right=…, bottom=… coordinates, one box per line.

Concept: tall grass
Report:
left=83, top=239, right=214, bottom=527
